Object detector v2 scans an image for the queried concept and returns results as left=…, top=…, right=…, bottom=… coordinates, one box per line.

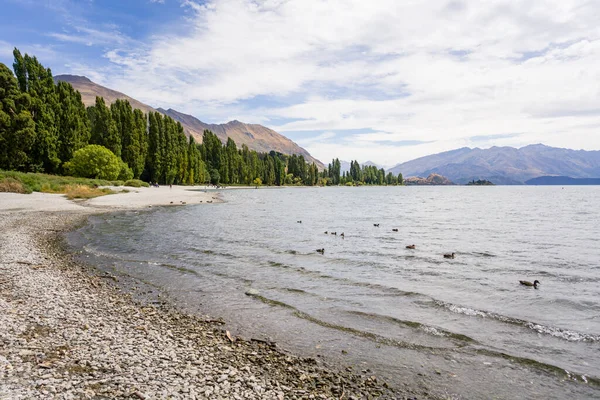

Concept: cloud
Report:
left=48, top=25, right=130, bottom=47
left=47, top=0, right=600, bottom=165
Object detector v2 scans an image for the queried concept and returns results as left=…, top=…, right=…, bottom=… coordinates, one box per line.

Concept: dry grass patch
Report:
left=0, top=177, right=27, bottom=193
left=64, top=185, right=115, bottom=200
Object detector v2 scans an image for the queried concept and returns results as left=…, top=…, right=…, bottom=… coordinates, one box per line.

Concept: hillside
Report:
left=53, top=75, right=323, bottom=168
left=53, top=75, right=156, bottom=115
left=158, top=108, right=323, bottom=169
left=388, top=144, right=600, bottom=184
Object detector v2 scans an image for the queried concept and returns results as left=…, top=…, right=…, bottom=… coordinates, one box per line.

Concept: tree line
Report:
left=1, top=48, right=403, bottom=186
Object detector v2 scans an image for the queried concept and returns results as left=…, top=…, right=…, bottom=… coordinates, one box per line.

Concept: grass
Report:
left=64, top=185, right=115, bottom=200
left=0, top=177, right=27, bottom=193
left=0, top=170, right=115, bottom=199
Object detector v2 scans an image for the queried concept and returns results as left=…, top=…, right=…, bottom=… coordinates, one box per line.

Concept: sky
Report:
left=1, top=0, right=600, bottom=168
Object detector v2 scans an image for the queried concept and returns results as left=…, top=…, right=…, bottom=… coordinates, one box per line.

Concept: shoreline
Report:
left=0, top=191, right=419, bottom=399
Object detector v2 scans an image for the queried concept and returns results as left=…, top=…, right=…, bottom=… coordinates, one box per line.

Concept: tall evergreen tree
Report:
left=13, top=49, right=60, bottom=172
left=89, top=96, right=119, bottom=157
left=55, top=81, right=90, bottom=170
left=0, top=63, right=35, bottom=170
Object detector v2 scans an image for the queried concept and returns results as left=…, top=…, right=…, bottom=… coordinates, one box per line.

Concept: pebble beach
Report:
left=0, top=188, right=419, bottom=399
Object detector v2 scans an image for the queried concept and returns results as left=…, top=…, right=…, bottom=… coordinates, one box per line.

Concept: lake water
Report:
left=69, top=186, right=600, bottom=399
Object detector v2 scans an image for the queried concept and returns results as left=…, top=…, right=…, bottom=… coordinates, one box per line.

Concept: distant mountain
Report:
left=53, top=75, right=323, bottom=168
left=363, top=160, right=382, bottom=168
left=158, top=108, right=323, bottom=169
left=340, top=160, right=351, bottom=173
left=338, top=160, right=382, bottom=174
left=525, top=176, right=600, bottom=185
left=388, top=144, right=600, bottom=184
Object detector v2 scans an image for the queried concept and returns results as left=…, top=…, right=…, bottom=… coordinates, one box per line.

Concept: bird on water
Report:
left=406, top=244, right=416, bottom=249
left=316, top=248, right=325, bottom=254
left=520, top=280, right=540, bottom=289
left=443, top=252, right=455, bottom=259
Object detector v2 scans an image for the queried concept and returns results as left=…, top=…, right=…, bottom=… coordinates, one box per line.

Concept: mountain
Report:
left=387, top=144, right=600, bottom=184
left=363, top=160, right=382, bottom=168
left=54, top=75, right=156, bottom=115
left=157, top=108, right=323, bottom=169
left=53, top=75, right=323, bottom=168
left=338, top=160, right=382, bottom=174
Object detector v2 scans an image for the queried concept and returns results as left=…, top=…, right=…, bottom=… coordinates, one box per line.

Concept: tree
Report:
left=89, top=96, right=119, bottom=157
left=0, top=63, right=35, bottom=171
left=55, top=81, right=90, bottom=171
left=210, top=168, right=220, bottom=185
left=64, top=144, right=122, bottom=180
left=145, top=112, right=162, bottom=183
left=13, top=49, right=60, bottom=172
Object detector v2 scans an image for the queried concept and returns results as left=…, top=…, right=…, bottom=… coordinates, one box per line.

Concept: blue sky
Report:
left=2, top=0, right=600, bottom=167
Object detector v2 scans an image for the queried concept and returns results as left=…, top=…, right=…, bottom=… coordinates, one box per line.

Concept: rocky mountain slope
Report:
left=388, top=144, right=600, bottom=184
left=54, top=75, right=323, bottom=168
left=157, top=108, right=323, bottom=168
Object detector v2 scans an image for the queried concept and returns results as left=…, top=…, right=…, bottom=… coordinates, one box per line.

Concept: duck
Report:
left=443, top=252, right=455, bottom=259
left=316, top=248, right=325, bottom=254
left=297, top=220, right=302, bottom=223
left=406, top=244, right=416, bottom=249
left=519, top=280, right=540, bottom=289
left=324, top=231, right=328, bottom=234
left=392, top=228, right=398, bottom=232
left=340, top=233, right=345, bottom=237
left=373, top=224, right=380, bottom=227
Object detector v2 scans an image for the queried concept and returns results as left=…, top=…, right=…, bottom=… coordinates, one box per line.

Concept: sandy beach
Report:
left=0, top=189, right=414, bottom=399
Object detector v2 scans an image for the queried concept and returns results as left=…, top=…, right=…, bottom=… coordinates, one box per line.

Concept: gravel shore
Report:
left=0, top=204, right=420, bottom=399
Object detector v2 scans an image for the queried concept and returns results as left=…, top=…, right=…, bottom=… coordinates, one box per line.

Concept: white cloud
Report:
left=64, top=0, right=600, bottom=165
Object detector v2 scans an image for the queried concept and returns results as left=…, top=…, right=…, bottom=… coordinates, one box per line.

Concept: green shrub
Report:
left=0, top=169, right=113, bottom=194
left=64, top=145, right=122, bottom=180
left=111, top=180, right=124, bottom=186
left=124, top=179, right=150, bottom=188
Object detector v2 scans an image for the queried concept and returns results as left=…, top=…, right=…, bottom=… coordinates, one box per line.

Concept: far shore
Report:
left=0, top=189, right=411, bottom=399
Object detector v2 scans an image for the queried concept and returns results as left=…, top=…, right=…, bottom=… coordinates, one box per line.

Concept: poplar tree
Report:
left=13, top=49, right=60, bottom=172
left=0, top=64, right=35, bottom=170
left=89, top=97, right=119, bottom=157
left=55, top=81, right=90, bottom=170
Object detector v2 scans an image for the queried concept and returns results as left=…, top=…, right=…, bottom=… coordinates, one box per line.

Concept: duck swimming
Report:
left=392, top=228, right=398, bottom=232
left=443, top=252, right=455, bottom=259
left=406, top=244, right=416, bottom=249
left=519, top=280, right=540, bottom=289
left=316, top=248, right=325, bottom=254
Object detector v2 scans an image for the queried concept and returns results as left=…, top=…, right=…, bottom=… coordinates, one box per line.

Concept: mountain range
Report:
left=387, top=144, right=600, bottom=184
left=54, top=75, right=323, bottom=169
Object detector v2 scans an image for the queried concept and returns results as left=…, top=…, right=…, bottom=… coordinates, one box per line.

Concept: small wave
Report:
left=436, top=301, right=600, bottom=343
left=472, top=251, right=496, bottom=257
left=348, top=310, right=476, bottom=343
left=158, top=263, right=199, bottom=275
left=244, top=293, right=447, bottom=351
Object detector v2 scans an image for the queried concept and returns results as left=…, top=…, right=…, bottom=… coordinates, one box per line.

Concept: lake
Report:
left=69, top=186, right=600, bottom=399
